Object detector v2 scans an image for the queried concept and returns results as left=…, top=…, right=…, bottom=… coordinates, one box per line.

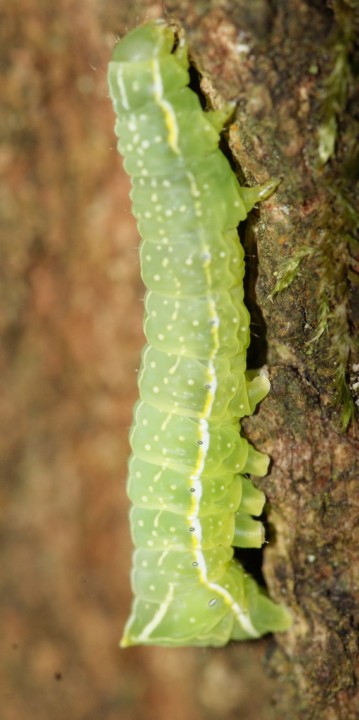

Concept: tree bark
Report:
left=164, top=1, right=359, bottom=717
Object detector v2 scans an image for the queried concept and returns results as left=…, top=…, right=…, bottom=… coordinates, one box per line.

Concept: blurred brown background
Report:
left=0, top=1, right=280, bottom=719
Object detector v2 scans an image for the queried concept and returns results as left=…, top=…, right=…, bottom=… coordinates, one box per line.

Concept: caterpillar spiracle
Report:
left=108, top=20, right=291, bottom=647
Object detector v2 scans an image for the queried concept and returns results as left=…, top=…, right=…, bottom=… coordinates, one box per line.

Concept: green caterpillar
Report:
left=108, top=20, right=291, bottom=647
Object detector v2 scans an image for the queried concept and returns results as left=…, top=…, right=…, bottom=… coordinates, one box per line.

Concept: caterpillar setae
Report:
left=108, top=19, right=291, bottom=647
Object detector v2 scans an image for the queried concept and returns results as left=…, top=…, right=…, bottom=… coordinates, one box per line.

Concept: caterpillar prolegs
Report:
left=108, top=20, right=291, bottom=647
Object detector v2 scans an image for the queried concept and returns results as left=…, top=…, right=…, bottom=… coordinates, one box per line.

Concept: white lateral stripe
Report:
left=204, top=572, right=259, bottom=637
left=136, top=582, right=175, bottom=642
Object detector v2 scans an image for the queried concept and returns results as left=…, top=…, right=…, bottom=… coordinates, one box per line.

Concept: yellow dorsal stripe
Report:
left=151, top=59, right=180, bottom=154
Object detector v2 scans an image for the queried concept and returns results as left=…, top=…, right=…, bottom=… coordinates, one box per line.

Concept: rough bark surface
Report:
left=166, top=1, right=359, bottom=717
left=1, top=1, right=358, bottom=720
